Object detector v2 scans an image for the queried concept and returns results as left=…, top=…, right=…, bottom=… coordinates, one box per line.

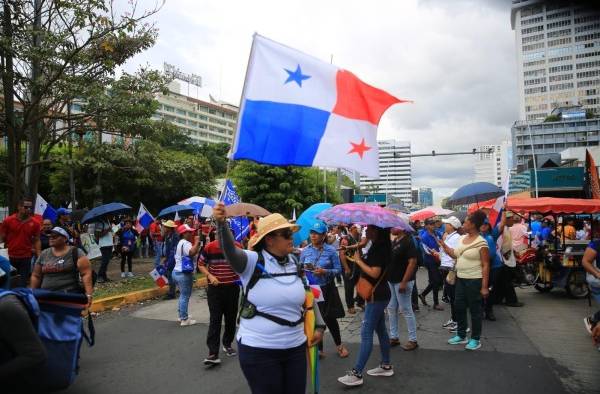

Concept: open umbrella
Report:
left=157, top=204, right=195, bottom=219
left=447, top=182, right=504, bottom=206
left=178, top=196, right=216, bottom=217
left=293, top=203, right=332, bottom=246
left=317, top=203, right=413, bottom=231
left=225, top=203, right=270, bottom=217
left=414, top=206, right=453, bottom=216
left=446, top=210, right=468, bottom=223
left=410, top=210, right=436, bottom=222
left=81, top=203, right=131, bottom=224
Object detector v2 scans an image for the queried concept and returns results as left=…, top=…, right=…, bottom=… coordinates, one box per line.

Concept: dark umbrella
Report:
left=157, top=204, right=195, bottom=219
left=447, top=182, right=504, bottom=206
left=447, top=210, right=468, bottom=223
left=81, top=203, right=132, bottom=224
left=225, top=203, right=270, bottom=217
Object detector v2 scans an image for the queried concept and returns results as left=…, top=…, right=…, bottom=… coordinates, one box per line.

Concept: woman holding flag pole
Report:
left=213, top=202, right=325, bottom=394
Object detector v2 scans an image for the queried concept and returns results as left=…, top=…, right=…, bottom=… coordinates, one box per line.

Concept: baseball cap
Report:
left=442, top=216, right=462, bottom=230
left=310, top=221, right=328, bottom=234
left=56, top=208, right=71, bottom=216
left=177, top=224, right=195, bottom=235
left=424, top=218, right=436, bottom=225
left=50, top=227, right=70, bottom=241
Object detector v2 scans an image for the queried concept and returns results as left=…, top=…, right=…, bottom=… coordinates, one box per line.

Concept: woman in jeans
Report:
left=173, top=224, right=201, bottom=326
left=338, top=225, right=392, bottom=387
left=438, top=210, right=490, bottom=351
left=213, top=203, right=325, bottom=394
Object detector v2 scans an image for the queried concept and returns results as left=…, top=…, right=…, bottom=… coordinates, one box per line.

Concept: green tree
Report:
left=1, top=0, right=162, bottom=211
left=230, top=161, right=342, bottom=215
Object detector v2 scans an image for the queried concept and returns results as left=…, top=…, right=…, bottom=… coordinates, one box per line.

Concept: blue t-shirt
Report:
left=530, top=220, right=541, bottom=238
left=300, top=244, right=341, bottom=286
left=120, top=229, right=137, bottom=250
left=483, top=233, right=502, bottom=269
left=420, top=231, right=439, bottom=267
left=540, top=227, right=552, bottom=242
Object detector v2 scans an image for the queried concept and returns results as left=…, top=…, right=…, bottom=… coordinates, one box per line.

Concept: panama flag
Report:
left=149, top=268, right=168, bottom=288
left=34, top=194, right=57, bottom=223
left=231, top=34, right=410, bottom=177
left=136, top=203, right=154, bottom=233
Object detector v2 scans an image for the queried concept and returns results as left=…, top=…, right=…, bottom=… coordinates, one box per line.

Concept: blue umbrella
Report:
left=293, top=203, right=332, bottom=247
left=448, top=182, right=505, bottom=206
left=157, top=204, right=195, bottom=219
left=81, top=203, right=132, bottom=224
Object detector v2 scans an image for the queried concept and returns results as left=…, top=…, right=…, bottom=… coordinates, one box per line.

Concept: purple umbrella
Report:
left=317, top=203, right=414, bottom=231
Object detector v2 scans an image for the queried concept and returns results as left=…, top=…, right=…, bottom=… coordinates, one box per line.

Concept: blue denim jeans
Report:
left=354, top=300, right=391, bottom=374
left=387, top=281, right=417, bottom=342
left=153, top=241, right=163, bottom=268
left=172, top=271, right=194, bottom=320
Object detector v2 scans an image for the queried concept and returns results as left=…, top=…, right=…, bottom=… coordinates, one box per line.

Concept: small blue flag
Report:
left=222, top=180, right=250, bottom=242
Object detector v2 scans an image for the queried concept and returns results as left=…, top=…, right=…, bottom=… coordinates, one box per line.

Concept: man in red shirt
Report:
left=0, top=198, right=41, bottom=287
left=149, top=218, right=163, bottom=268
left=198, top=236, right=241, bottom=366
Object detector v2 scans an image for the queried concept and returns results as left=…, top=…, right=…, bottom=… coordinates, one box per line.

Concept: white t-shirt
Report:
left=91, top=221, right=114, bottom=248
left=237, top=250, right=306, bottom=349
left=440, top=231, right=460, bottom=269
left=174, top=239, right=192, bottom=273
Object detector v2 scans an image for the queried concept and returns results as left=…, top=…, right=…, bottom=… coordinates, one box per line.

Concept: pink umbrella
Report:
left=410, top=210, right=436, bottom=222
left=317, top=203, right=413, bottom=231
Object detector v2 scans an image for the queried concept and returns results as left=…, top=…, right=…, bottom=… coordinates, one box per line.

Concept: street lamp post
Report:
left=527, top=124, right=539, bottom=198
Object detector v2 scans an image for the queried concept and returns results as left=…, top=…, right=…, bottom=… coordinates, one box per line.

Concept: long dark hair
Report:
left=367, top=226, right=391, bottom=257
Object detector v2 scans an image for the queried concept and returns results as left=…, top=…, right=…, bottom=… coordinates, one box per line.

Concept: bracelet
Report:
left=86, top=294, right=93, bottom=298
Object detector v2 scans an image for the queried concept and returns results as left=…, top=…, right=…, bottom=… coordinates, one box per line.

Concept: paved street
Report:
left=62, top=268, right=599, bottom=394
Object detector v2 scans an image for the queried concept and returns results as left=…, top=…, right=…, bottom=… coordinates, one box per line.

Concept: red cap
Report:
left=177, top=224, right=194, bottom=235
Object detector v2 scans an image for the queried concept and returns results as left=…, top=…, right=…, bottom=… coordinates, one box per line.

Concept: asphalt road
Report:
left=60, top=313, right=573, bottom=394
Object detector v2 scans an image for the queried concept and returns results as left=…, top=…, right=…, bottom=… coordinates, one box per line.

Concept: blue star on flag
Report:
left=284, top=64, right=311, bottom=87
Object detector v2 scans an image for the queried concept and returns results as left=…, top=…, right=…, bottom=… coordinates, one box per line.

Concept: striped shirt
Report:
left=199, top=240, right=240, bottom=285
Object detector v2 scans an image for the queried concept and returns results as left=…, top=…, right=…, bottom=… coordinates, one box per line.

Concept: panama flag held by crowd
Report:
left=34, top=194, right=57, bottom=223
left=231, top=34, right=410, bottom=177
left=136, top=203, right=154, bottom=233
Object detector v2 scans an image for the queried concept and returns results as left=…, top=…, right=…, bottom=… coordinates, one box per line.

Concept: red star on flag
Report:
left=348, top=138, right=372, bottom=159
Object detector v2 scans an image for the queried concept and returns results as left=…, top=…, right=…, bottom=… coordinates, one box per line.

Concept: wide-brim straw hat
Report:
left=248, top=213, right=299, bottom=250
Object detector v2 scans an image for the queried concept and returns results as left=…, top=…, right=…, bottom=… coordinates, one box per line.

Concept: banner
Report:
left=80, top=233, right=102, bottom=260
left=222, top=179, right=250, bottom=242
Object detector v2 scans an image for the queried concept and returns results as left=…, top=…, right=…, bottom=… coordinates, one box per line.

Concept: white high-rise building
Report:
left=360, top=140, right=412, bottom=206
left=511, top=1, right=600, bottom=121
left=474, top=141, right=512, bottom=187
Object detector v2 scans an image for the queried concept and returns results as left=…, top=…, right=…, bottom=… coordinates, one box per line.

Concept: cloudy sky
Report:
left=125, top=0, right=518, bottom=203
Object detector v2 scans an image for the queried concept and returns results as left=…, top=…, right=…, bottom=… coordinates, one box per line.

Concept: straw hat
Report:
left=248, top=213, right=299, bottom=249
left=162, top=220, right=177, bottom=228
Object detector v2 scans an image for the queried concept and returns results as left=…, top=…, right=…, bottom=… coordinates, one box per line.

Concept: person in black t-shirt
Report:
left=387, top=227, right=419, bottom=350
left=338, top=225, right=393, bottom=387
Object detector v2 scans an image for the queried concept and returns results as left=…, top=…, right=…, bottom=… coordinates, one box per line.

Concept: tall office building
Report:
left=418, top=187, right=433, bottom=207
left=473, top=141, right=512, bottom=186
left=511, top=1, right=600, bottom=121
left=360, top=140, right=412, bottom=206
left=153, top=81, right=238, bottom=145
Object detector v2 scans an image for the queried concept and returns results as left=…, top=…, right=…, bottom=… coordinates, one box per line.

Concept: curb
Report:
left=90, top=277, right=208, bottom=313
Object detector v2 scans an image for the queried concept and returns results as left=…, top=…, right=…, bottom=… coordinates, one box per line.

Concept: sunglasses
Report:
left=270, top=229, right=293, bottom=239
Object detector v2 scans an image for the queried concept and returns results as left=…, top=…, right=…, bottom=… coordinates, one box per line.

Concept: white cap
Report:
left=442, top=216, right=462, bottom=230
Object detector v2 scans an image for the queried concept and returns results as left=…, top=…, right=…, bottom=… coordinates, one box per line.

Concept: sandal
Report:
left=337, top=344, right=350, bottom=358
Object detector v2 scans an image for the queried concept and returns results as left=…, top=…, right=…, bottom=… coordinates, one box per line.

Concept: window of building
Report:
left=176, top=117, right=186, bottom=124
left=546, top=9, right=571, bottom=19
left=575, top=14, right=600, bottom=24
left=189, top=112, right=197, bottom=118
left=525, top=86, right=547, bottom=94
left=164, top=105, right=175, bottom=112
left=575, top=23, right=600, bottom=34
left=576, top=50, right=600, bottom=59
left=548, top=37, right=572, bottom=47
left=524, top=59, right=547, bottom=67
left=525, top=77, right=547, bottom=85
left=176, top=109, right=186, bottom=116
left=524, top=68, right=546, bottom=77
left=522, top=25, right=545, bottom=35
left=523, top=42, right=545, bottom=52
left=581, top=97, right=600, bottom=105
left=547, top=28, right=572, bottom=38
left=576, top=60, right=600, bottom=69
left=575, top=32, right=600, bottom=42
left=548, top=55, right=572, bottom=63
left=577, top=79, right=600, bottom=88
left=549, top=73, right=573, bottom=82
left=547, top=19, right=572, bottom=30
left=521, top=4, right=544, bottom=18
left=547, top=46, right=572, bottom=58
left=524, top=51, right=546, bottom=61
left=522, top=33, right=545, bottom=44
left=549, top=64, right=573, bottom=73
left=577, top=70, right=600, bottom=78
left=522, top=16, right=544, bottom=26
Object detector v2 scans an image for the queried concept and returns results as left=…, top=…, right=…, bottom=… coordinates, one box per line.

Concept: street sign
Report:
left=353, top=193, right=386, bottom=203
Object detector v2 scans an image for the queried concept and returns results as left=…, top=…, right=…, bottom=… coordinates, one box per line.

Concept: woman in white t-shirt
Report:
left=172, top=224, right=201, bottom=326
left=213, top=202, right=324, bottom=394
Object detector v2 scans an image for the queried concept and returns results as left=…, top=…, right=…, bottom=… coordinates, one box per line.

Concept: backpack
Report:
left=238, top=252, right=308, bottom=327
left=0, top=288, right=95, bottom=390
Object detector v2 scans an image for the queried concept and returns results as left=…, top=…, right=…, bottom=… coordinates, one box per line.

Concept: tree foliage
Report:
left=1, top=0, right=163, bottom=210
left=230, top=161, right=342, bottom=216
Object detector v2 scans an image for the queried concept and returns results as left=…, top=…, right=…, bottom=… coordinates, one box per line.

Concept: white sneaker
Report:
left=337, top=371, right=363, bottom=386
left=366, top=365, right=394, bottom=377
left=180, top=319, right=197, bottom=327
left=121, top=272, right=126, bottom=278
left=127, top=272, right=134, bottom=278
left=450, top=326, right=470, bottom=334
left=442, top=319, right=455, bottom=328
left=178, top=315, right=193, bottom=322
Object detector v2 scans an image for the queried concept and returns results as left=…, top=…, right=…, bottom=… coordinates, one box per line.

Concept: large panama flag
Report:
left=231, top=34, right=410, bottom=177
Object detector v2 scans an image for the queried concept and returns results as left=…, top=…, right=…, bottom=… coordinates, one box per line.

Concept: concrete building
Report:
left=473, top=141, right=512, bottom=187
left=360, top=140, right=412, bottom=206
left=511, top=106, right=600, bottom=169
left=411, top=189, right=419, bottom=205
left=418, top=187, right=433, bottom=207
left=153, top=81, right=238, bottom=145
left=511, top=1, right=600, bottom=121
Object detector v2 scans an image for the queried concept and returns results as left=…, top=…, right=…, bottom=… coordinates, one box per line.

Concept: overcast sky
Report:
left=126, top=0, right=518, bottom=204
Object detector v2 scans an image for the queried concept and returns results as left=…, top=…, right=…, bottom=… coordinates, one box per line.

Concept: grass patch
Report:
left=94, top=273, right=204, bottom=299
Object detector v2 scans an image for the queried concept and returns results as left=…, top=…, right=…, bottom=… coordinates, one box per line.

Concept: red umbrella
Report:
left=410, top=210, right=436, bottom=222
